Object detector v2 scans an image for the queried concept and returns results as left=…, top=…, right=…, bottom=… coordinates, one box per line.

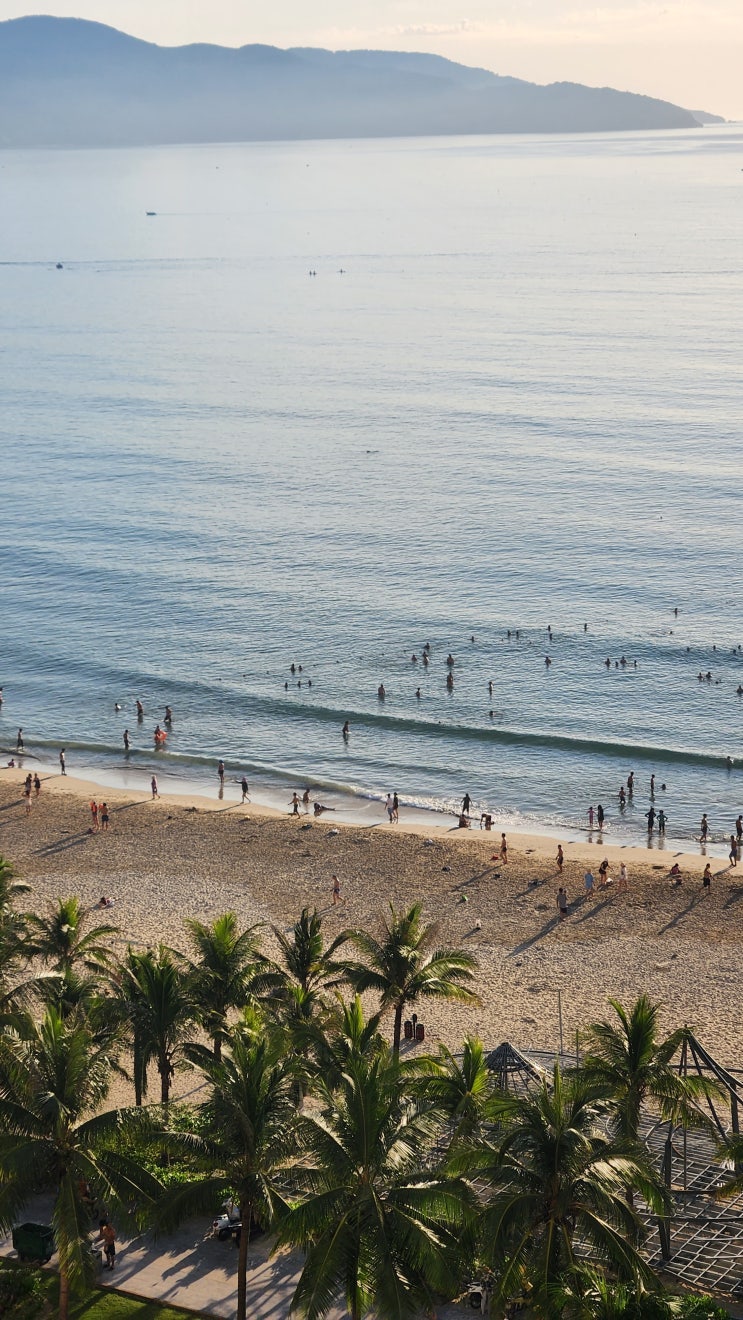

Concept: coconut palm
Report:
left=155, top=1014, right=298, bottom=1320
left=0, top=853, right=31, bottom=910
left=580, top=996, right=719, bottom=1143
left=0, top=1006, right=164, bottom=1320
left=472, top=1063, right=667, bottom=1307
left=265, top=907, right=351, bottom=1025
left=414, top=1035, right=493, bottom=1148
left=299, top=993, right=387, bottom=1092
left=185, top=912, right=267, bottom=1059
left=278, top=1047, right=475, bottom=1320
left=118, top=945, right=195, bottom=1109
left=28, top=895, right=118, bottom=978
left=346, top=902, right=480, bottom=1056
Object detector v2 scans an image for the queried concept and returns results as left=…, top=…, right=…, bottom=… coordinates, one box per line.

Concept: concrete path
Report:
left=1, top=1196, right=466, bottom=1319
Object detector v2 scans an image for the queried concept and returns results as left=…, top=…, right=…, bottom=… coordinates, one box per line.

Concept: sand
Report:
left=2, top=768, right=742, bottom=1072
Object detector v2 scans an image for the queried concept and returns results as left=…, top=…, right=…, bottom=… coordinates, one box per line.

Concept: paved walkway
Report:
left=1, top=1197, right=466, bottom=1319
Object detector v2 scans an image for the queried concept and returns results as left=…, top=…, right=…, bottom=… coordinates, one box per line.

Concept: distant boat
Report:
left=55, top=262, right=63, bottom=269
left=146, top=211, right=156, bottom=216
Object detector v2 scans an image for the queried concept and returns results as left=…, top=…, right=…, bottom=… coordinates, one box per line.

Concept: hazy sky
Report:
left=3, top=1, right=741, bottom=118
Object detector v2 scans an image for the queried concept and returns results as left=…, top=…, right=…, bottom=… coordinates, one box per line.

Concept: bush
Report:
left=677, top=1297, right=730, bottom=1319
left=0, top=1261, right=48, bottom=1319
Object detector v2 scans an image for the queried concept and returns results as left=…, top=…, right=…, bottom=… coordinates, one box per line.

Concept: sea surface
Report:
left=1, top=127, right=742, bottom=854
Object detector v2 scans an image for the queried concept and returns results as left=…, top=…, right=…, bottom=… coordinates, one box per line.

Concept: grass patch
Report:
left=69, top=1288, right=202, bottom=1319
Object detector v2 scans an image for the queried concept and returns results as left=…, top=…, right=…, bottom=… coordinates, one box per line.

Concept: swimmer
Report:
left=446, top=672, right=454, bottom=690
left=488, top=681, right=493, bottom=696
left=123, top=730, right=130, bottom=751
left=164, top=706, right=173, bottom=723
left=545, top=656, right=551, bottom=667
left=411, top=654, right=418, bottom=663
left=114, top=702, right=121, bottom=711
left=415, top=688, right=421, bottom=698
left=313, top=802, right=335, bottom=816
left=136, top=700, right=144, bottom=718
left=446, top=654, right=454, bottom=667
left=378, top=684, right=386, bottom=699
left=16, top=728, right=24, bottom=752
left=342, top=720, right=350, bottom=738
left=422, top=654, right=429, bottom=667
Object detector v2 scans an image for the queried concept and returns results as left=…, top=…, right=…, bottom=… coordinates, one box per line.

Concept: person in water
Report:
left=123, top=729, right=130, bottom=751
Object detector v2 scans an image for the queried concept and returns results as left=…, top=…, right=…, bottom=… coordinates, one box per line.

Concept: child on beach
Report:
left=617, top=862, right=628, bottom=892
left=150, top=776, right=159, bottom=800
left=557, top=887, right=568, bottom=919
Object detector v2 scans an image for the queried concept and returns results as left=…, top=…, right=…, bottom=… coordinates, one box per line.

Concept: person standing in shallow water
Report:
left=596, top=803, right=604, bottom=829
left=59, top=748, right=66, bottom=776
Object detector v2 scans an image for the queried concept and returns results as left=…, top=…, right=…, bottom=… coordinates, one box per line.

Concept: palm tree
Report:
left=118, top=945, right=195, bottom=1110
left=185, top=912, right=266, bottom=1059
left=0, top=853, right=31, bottom=910
left=278, top=1048, right=474, bottom=1320
left=471, top=1064, right=667, bottom=1308
left=346, top=902, right=480, bottom=1056
left=414, top=1035, right=493, bottom=1147
left=0, top=1006, right=164, bottom=1320
left=581, top=996, right=719, bottom=1144
left=266, top=907, right=351, bottom=1025
left=28, top=895, right=118, bottom=977
left=155, top=1015, right=298, bottom=1320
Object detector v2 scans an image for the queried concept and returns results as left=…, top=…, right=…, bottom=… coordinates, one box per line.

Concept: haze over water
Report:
left=2, top=127, right=742, bottom=853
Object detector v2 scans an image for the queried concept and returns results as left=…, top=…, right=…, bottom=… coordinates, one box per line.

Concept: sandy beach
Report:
left=2, top=768, right=742, bottom=1073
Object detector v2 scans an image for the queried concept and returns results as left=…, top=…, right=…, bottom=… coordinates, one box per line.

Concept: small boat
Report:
left=146, top=211, right=156, bottom=217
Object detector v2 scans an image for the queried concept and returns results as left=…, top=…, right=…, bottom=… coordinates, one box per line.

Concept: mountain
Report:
left=688, top=110, right=726, bottom=125
left=0, top=15, right=703, bottom=148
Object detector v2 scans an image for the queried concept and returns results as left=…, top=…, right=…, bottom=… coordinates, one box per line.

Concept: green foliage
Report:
left=0, top=1260, right=48, bottom=1320
left=346, top=901, right=480, bottom=1055
left=676, top=1297, right=730, bottom=1319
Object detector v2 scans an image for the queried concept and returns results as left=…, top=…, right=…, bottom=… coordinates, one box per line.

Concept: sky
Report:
left=1, top=1, right=741, bottom=119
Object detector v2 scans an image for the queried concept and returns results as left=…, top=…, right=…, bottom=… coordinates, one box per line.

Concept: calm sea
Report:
left=1, top=128, right=742, bottom=854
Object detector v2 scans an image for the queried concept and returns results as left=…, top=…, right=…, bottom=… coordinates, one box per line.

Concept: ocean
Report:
left=1, top=126, right=742, bottom=854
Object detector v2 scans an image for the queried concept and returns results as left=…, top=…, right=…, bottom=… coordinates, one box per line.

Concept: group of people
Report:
left=89, top=799, right=110, bottom=831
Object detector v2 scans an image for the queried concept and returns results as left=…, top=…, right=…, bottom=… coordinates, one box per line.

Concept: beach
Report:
left=2, top=768, right=741, bottom=1074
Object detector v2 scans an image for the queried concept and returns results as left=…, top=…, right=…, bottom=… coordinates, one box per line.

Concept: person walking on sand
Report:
left=151, top=776, right=159, bottom=800
left=24, top=779, right=32, bottom=815
left=557, top=887, right=568, bottom=919
left=617, top=862, right=628, bottom=893
left=556, top=844, right=564, bottom=873
left=16, top=728, right=24, bottom=752
left=332, top=874, right=341, bottom=905
left=730, top=835, right=738, bottom=867
left=59, top=748, right=66, bottom=775
left=702, top=862, right=712, bottom=892
left=33, top=773, right=41, bottom=797
left=241, top=777, right=249, bottom=803
left=289, top=792, right=300, bottom=816
left=499, top=832, right=508, bottom=863
left=584, top=870, right=595, bottom=897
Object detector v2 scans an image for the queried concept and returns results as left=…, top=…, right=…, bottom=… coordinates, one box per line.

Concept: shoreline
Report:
left=2, top=771, right=742, bottom=1077
left=0, top=764, right=722, bottom=873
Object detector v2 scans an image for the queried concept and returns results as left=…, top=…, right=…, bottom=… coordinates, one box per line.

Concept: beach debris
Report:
left=423, top=838, right=435, bottom=847
left=327, top=828, right=340, bottom=836
left=443, top=865, right=451, bottom=873
left=458, top=893, right=468, bottom=903
left=475, top=918, right=482, bottom=930
left=300, top=823, right=312, bottom=831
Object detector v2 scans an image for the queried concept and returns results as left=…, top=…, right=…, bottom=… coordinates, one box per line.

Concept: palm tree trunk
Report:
left=392, top=1001, right=404, bottom=1058
left=213, top=1035, right=222, bottom=1062
left=58, top=1267, right=70, bottom=1320
left=236, top=1199, right=251, bottom=1320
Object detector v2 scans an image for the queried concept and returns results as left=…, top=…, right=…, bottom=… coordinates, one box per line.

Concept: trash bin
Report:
left=415, top=1023, right=425, bottom=1042
left=12, top=1222, right=55, bottom=1263
left=404, top=1020, right=413, bottom=1039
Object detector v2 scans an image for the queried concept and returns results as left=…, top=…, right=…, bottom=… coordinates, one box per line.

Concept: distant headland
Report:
left=0, top=16, right=723, bottom=148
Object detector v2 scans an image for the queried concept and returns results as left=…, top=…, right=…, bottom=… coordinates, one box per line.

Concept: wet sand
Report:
left=2, top=769, right=742, bottom=1070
